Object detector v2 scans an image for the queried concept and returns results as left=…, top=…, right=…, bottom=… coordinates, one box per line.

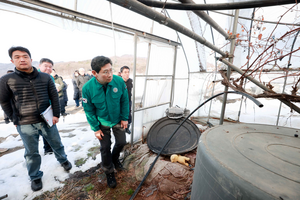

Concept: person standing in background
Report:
left=39, top=58, right=56, bottom=155
left=77, top=68, right=91, bottom=106
left=51, top=69, right=68, bottom=116
left=87, top=69, right=93, bottom=79
left=72, top=70, right=80, bottom=107
left=120, top=66, right=133, bottom=134
left=62, top=78, right=68, bottom=107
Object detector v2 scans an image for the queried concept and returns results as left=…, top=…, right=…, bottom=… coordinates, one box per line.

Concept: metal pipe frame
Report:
left=170, top=46, right=178, bottom=107
left=138, top=0, right=297, bottom=10
left=178, top=0, right=229, bottom=39
left=135, top=102, right=170, bottom=112
left=219, top=10, right=239, bottom=125
left=135, top=75, right=173, bottom=78
left=131, top=33, right=138, bottom=146
left=1, top=0, right=181, bottom=47
left=109, top=0, right=300, bottom=114
left=108, top=0, right=227, bottom=58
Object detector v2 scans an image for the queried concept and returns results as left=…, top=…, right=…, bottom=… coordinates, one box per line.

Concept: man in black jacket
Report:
left=120, top=66, right=133, bottom=134
left=0, top=46, right=72, bottom=192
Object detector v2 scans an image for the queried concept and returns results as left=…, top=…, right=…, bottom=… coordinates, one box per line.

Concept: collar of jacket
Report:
left=15, top=66, right=39, bottom=80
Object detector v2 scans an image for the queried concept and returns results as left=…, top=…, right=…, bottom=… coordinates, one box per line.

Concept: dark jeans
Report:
left=59, top=96, right=65, bottom=114
left=17, top=122, right=68, bottom=180
left=99, top=122, right=126, bottom=174
left=74, top=99, right=80, bottom=107
left=43, top=137, right=53, bottom=153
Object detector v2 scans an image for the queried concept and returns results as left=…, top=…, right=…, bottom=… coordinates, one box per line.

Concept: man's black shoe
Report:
left=113, top=159, right=126, bottom=171
left=61, top=160, right=72, bottom=171
left=106, top=172, right=117, bottom=188
left=125, top=124, right=131, bottom=134
left=4, top=119, right=10, bottom=124
left=44, top=150, right=54, bottom=155
left=61, top=113, right=68, bottom=116
left=125, top=128, right=131, bottom=134
left=31, top=178, right=43, bottom=191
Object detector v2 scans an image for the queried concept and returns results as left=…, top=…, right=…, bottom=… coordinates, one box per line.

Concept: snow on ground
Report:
left=0, top=112, right=133, bottom=200
left=0, top=78, right=134, bottom=200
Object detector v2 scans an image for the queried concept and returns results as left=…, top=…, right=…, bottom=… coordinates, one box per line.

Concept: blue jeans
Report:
left=17, top=122, right=68, bottom=181
left=99, top=122, right=126, bottom=174
left=74, top=99, right=80, bottom=107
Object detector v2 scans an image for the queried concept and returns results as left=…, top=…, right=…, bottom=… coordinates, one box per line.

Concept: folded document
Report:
left=40, top=105, right=53, bottom=128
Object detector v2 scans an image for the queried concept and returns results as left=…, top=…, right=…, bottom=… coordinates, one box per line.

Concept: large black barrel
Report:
left=191, top=123, right=300, bottom=200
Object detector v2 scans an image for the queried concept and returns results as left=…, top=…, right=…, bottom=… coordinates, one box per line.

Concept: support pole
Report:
left=170, top=46, right=178, bottom=107
left=219, top=10, right=239, bottom=125
left=74, top=0, right=77, bottom=10
left=131, top=33, right=138, bottom=146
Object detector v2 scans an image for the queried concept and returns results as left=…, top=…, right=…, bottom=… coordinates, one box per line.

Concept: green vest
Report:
left=82, top=75, right=129, bottom=131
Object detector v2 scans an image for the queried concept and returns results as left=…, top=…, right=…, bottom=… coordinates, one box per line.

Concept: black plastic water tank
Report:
left=147, top=117, right=201, bottom=155
left=191, top=123, right=300, bottom=200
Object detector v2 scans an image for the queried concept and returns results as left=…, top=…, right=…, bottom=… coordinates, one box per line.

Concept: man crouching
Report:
left=82, top=56, right=129, bottom=188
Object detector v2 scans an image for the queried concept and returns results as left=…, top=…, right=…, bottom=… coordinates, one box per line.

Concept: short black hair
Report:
left=120, top=66, right=130, bottom=73
left=8, top=46, right=31, bottom=59
left=91, top=56, right=112, bottom=73
left=40, top=58, right=53, bottom=65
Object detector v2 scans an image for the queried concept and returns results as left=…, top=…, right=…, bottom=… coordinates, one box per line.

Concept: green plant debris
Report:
left=127, top=188, right=134, bottom=195
left=75, top=158, right=87, bottom=167
left=82, top=183, right=94, bottom=192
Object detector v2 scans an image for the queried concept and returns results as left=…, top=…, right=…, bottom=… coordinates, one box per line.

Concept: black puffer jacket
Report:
left=0, top=67, right=60, bottom=125
left=125, top=78, right=133, bottom=101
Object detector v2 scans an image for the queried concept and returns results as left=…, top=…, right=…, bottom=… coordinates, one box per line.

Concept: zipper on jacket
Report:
left=29, top=80, right=41, bottom=114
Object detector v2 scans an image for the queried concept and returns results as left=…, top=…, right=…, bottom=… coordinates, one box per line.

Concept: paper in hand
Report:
left=40, top=105, right=54, bottom=128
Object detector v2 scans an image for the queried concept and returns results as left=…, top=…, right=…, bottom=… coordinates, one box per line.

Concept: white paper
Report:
left=40, top=105, right=53, bottom=127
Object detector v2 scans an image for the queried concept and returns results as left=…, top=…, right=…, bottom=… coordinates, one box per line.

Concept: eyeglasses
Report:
left=102, top=69, right=113, bottom=75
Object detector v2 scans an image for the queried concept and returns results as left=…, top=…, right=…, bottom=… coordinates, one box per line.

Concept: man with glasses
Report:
left=38, top=58, right=55, bottom=155
left=82, top=56, right=129, bottom=189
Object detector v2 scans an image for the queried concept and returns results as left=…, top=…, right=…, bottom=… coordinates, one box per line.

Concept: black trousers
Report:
left=99, top=122, right=126, bottom=174
left=59, top=96, right=65, bottom=114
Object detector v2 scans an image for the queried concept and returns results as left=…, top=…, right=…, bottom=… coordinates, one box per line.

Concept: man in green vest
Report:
left=82, top=56, right=129, bottom=188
